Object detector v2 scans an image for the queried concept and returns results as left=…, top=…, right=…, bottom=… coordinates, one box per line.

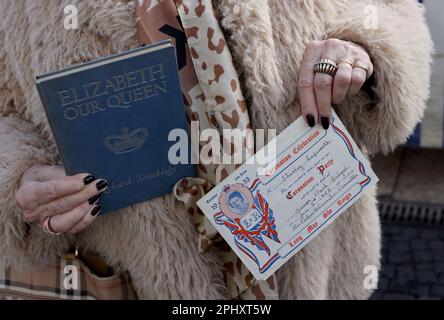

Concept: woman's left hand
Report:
left=298, top=38, right=374, bottom=129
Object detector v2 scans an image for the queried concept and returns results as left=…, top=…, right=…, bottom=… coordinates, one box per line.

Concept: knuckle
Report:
left=48, top=200, right=67, bottom=215
left=304, top=41, right=322, bottom=57
left=315, top=76, right=332, bottom=90
left=350, top=46, right=361, bottom=56
left=55, top=200, right=69, bottom=213
left=68, top=175, right=84, bottom=192
left=307, top=40, right=321, bottom=50
left=297, top=77, right=313, bottom=89
left=43, top=181, right=59, bottom=199
left=325, top=38, right=341, bottom=48
left=335, top=72, right=351, bottom=86
left=352, top=71, right=366, bottom=85
left=23, top=210, right=38, bottom=223
left=15, top=190, right=29, bottom=209
left=73, top=173, right=87, bottom=183
left=16, top=182, right=36, bottom=207
left=39, top=205, right=52, bottom=217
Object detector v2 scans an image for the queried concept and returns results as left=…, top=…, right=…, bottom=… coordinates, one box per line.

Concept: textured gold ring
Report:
left=313, top=58, right=338, bottom=77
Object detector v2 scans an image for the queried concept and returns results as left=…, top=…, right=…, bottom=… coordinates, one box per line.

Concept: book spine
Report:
left=35, top=82, right=73, bottom=175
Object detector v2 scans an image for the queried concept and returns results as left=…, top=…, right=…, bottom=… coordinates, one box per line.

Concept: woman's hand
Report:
left=298, top=38, right=374, bottom=129
left=15, top=164, right=109, bottom=235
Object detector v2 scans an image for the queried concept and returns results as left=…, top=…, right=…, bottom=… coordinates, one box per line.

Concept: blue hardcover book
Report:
left=35, top=40, right=195, bottom=215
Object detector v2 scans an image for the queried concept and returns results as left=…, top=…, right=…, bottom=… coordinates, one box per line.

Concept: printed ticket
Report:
left=197, top=111, right=378, bottom=280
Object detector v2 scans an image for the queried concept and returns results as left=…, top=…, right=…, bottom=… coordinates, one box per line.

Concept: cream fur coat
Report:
left=0, top=0, right=432, bottom=299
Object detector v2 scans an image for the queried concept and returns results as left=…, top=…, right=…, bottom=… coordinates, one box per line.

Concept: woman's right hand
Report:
left=15, top=164, right=109, bottom=234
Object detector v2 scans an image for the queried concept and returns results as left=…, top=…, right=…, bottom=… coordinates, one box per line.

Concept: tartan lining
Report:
left=0, top=258, right=133, bottom=300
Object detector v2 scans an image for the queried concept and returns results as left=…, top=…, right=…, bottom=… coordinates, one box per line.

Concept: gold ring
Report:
left=353, top=63, right=369, bottom=78
left=313, top=58, right=338, bottom=77
left=337, top=59, right=354, bottom=68
left=353, top=62, right=369, bottom=71
left=41, top=216, right=62, bottom=236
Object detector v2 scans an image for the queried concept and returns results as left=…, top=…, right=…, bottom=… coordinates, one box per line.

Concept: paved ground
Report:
left=371, top=223, right=444, bottom=300
left=369, top=148, right=444, bottom=300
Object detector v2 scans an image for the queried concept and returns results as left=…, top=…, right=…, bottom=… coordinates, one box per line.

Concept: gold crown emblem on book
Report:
left=104, top=127, right=149, bottom=154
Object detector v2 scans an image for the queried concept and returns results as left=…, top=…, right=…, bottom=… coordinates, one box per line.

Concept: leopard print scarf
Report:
left=136, top=0, right=279, bottom=300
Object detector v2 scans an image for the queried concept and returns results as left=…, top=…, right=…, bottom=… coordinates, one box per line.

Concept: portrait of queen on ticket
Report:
left=216, top=183, right=282, bottom=272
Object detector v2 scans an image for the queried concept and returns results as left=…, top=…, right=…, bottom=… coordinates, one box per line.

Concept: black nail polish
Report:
left=88, top=194, right=102, bottom=205
left=91, top=205, right=101, bottom=216
left=321, top=117, right=330, bottom=130
left=83, top=175, right=95, bottom=185
left=306, top=114, right=315, bottom=128
left=96, top=180, right=109, bottom=191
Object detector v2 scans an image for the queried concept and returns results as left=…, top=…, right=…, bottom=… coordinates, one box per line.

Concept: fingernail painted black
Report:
left=91, top=206, right=101, bottom=216
left=321, top=117, right=330, bottom=130
left=88, top=194, right=102, bottom=205
left=83, top=175, right=95, bottom=185
left=96, top=180, right=109, bottom=191
left=306, top=114, right=315, bottom=127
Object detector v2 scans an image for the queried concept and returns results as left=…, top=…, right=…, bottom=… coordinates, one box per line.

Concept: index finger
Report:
left=21, top=165, right=66, bottom=184
left=298, top=41, right=323, bottom=127
left=18, top=173, right=95, bottom=209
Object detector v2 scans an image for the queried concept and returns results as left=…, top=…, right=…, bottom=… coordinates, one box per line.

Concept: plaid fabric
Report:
left=0, top=257, right=136, bottom=300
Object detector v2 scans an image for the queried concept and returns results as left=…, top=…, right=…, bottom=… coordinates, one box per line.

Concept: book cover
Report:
left=35, top=40, right=195, bottom=215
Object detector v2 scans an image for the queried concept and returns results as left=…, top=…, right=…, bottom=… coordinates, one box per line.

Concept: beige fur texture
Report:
left=0, top=0, right=432, bottom=299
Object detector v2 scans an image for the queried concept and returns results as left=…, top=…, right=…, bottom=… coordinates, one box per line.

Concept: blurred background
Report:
left=370, top=0, right=444, bottom=300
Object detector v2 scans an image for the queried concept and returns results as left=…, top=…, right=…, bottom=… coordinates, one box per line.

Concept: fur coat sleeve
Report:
left=326, top=0, right=433, bottom=155
left=0, top=46, right=73, bottom=267
left=0, top=0, right=141, bottom=268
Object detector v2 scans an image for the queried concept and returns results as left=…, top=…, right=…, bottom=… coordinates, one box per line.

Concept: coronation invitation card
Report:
left=197, top=111, right=378, bottom=280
